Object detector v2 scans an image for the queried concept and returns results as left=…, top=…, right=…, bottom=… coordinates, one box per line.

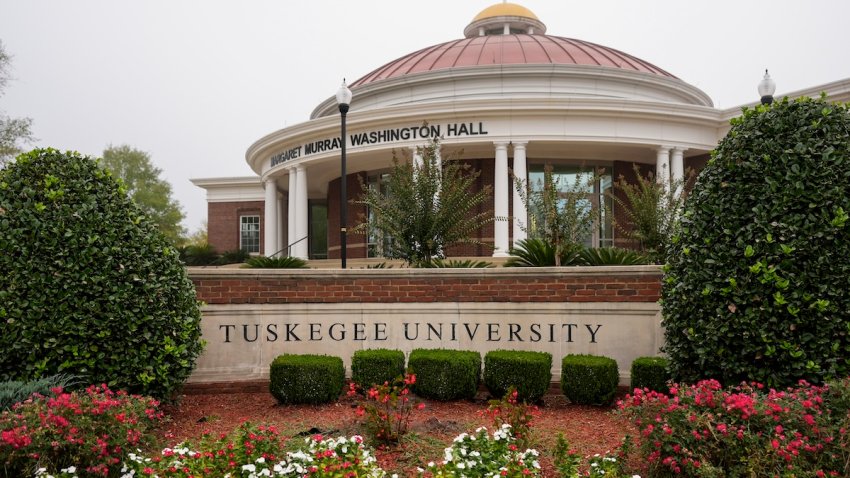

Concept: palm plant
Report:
left=504, top=238, right=583, bottom=267
left=244, top=256, right=309, bottom=269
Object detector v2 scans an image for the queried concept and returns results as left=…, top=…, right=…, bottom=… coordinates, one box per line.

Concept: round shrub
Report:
left=663, top=97, right=850, bottom=387
left=630, top=356, right=670, bottom=393
left=0, top=149, right=204, bottom=398
left=408, top=349, right=480, bottom=401
left=269, top=354, right=344, bottom=404
left=351, top=349, right=405, bottom=388
left=484, top=350, right=552, bottom=402
left=561, top=354, right=619, bottom=405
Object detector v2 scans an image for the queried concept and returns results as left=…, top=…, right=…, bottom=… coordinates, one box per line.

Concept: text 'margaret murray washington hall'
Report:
left=192, top=2, right=850, bottom=261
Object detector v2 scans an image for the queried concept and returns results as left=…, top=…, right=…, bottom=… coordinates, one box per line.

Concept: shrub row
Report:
left=269, top=349, right=672, bottom=405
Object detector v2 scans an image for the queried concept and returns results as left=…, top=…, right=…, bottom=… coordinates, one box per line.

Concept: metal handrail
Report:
left=271, top=235, right=307, bottom=258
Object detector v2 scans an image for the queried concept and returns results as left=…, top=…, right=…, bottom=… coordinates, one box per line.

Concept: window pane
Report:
left=240, top=215, right=260, bottom=253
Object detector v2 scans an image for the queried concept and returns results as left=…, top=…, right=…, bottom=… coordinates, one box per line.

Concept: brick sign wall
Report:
left=188, top=266, right=664, bottom=386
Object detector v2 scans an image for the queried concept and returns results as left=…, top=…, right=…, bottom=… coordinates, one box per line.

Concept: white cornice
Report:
left=311, top=64, right=715, bottom=119
left=246, top=96, right=724, bottom=175
left=719, top=77, right=850, bottom=122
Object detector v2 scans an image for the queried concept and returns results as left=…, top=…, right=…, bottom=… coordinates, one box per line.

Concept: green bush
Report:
left=216, top=248, right=250, bottom=265
left=179, top=243, right=220, bottom=266
left=483, top=350, right=552, bottom=402
left=244, top=255, right=308, bottom=268
left=408, top=349, right=481, bottom=400
left=578, top=247, right=649, bottom=265
left=561, top=354, right=619, bottom=405
left=663, top=97, right=850, bottom=387
left=415, top=258, right=493, bottom=268
left=351, top=349, right=406, bottom=387
left=0, top=374, right=78, bottom=411
left=269, top=354, right=344, bottom=404
left=504, top=238, right=583, bottom=267
left=630, top=356, right=670, bottom=393
left=0, top=149, right=204, bottom=398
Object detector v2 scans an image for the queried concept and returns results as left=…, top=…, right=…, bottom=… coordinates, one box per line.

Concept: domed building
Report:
left=193, top=2, right=850, bottom=261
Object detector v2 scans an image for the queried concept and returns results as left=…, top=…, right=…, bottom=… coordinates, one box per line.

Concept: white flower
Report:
left=62, top=467, right=76, bottom=474
left=256, top=457, right=265, bottom=464
left=242, top=463, right=256, bottom=472
left=428, top=461, right=435, bottom=467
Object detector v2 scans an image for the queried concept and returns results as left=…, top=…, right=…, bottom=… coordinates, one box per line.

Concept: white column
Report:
left=511, top=142, right=528, bottom=246
left=287, top=168, right=297, bottom=256
left=277, top=195, right=284, bottom=256
left=294, top=165, right=309, bottom=259
left=264, top=178, right=278, bottom=257
left=656, top=146, right=671, bottom=191
left=671, top=147, right=686, bottom=197
left=493, top=142, right=510, bottom=257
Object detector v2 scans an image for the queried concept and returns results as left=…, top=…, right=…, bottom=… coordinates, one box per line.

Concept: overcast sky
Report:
left=2, top=0, right=849, bottom=233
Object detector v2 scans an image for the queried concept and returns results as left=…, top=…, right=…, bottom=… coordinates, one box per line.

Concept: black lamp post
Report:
left=336, top=79, right=352, bottom=268
left=759, top=69, right=776, bottom=105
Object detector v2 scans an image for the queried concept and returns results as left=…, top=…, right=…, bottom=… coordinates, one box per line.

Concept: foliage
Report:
left=355, top=136, right=493, bottom=265
left=348, top=373, right=424, bottom=444
left=610, top=165, right=685, bottom=263
left=179, top=242, right=219, bottom=265
left=619, top=379, right=850, bottom=477
left=0, top=385, right=163, bottom=477
left=662, top=96, right=850, bottom=387
left=123, top=426, right=389, bottom=478
left=504, top=238, right=583, bottom=267
left=351, top=349, right=406, bottom=389
left=101, top=144, right=186, bottom=244
left=421, top=425, right=541, bottom=477
left=0, top=374, right=78, bottom=411
left=0, top=40, right=34, bottom=166
left=408, top=349, right=481, bottom=401
left=415, top=258, right=493, bottom=268
left=560, top=354, right=619, bottom=406
left=483, top=350, right=552, bottom=403
left=216, top=248, right=251, bottom=265
left=553, top=434, right=582, bottom=478
left=0, top=148, right=204, bottom=398
left=269, top=354, right=344, bottom=404
left=245, top=255, right=309, bottom=269
left=578, top=247, right=650, bottom=265
left=481, top=387, right=538, bottom=450
left=515, top=166, right=600, bottom=266
left=630, top=356, right=670, bottom=393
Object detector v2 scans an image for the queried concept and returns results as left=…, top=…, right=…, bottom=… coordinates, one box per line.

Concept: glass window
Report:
left=527, top=164, right=613, bottom=248
left=309, top=201, right=328, bottom=260
left=240, top=215, right=260, bottom=254
left=366, top=173, right=395, bottom=258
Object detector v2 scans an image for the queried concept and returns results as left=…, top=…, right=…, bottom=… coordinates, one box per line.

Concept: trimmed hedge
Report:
left=351, top=349, right=405, bottom=387
left=484, top=350, right=552, bottom=402
left=630, top=356, right=670, bottom=393
left=408, top=349, right=481, bottom=401
left=269, top=354, right=344, bottom=404
left=561, top=354, right=619, bottom=405
left=663, top=97, right=850, bottom=387
left=0, top=149, right=204, bottom=398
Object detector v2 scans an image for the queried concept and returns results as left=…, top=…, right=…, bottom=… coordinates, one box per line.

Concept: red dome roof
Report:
left=352, top=34, right=675, bottom=87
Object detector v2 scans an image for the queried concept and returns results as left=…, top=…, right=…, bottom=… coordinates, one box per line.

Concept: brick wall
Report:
left=190, top=266, right=662, bottom=305
left=207, top=201, right=264, bottom=253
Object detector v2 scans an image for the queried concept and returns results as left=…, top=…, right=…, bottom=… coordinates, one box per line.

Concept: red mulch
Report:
left=159, top=390, right=636, bottom=477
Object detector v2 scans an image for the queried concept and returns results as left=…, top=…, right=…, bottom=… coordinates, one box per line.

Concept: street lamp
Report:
left=336, top=79, right=352, bottom=268
left=758, top=69, right=776, bottom=105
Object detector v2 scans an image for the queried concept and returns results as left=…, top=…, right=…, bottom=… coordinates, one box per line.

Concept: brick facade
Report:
left=207, top=201, right=264, bottom=253
left=191, top=266, right=662, bottom=305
